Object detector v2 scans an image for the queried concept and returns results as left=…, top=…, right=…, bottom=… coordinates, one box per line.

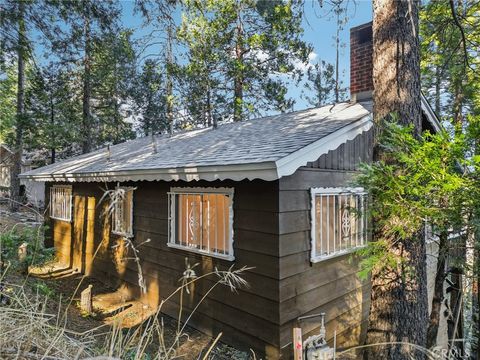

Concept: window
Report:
left=310, top=187, right=367, bottom=262
left=111, top=187, right=134, bottom=237
left=168, top=187, right=234, bottom=260
left=50, top=185, right=72, bottom=221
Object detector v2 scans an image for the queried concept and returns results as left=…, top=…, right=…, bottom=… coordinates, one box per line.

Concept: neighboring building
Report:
left=0, top=144, right=45, bottom=207
left=20, top=23, right=443, bottom=357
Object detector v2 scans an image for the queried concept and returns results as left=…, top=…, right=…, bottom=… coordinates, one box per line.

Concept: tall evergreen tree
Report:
left=52, top=0, right=121, bottom=153
left=1, top=0, right=27, bottom=211
left=131, top=60, right=168, bottom=136
left=135, top=0, right=179, bottom=134
left=177, top=0, right=229, bottom=127
left=91, top=30, right=136, bottom=145
left=0, top=59, right=17, bottom=144
left=25, top=65, right=80, bottom=163
left=420, top=0, right=480, bottom=352
left=0, top=0, right=72, bottom=208
left=365, top=0, right=428, bottom=359
left=302, top=60, right=336, bottom=107
left=179, top=0, right=311, bottom=122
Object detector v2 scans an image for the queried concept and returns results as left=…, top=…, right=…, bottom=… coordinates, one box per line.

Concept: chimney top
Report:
left=350, top=22, right=373, bottom=102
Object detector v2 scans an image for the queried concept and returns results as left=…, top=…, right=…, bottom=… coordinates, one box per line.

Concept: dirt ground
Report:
left=0, top=203, right=252, bottom=359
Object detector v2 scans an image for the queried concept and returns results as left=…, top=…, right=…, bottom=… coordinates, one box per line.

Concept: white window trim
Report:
left=111, top=186, right=135, bottom=238
left=50, top=185, right=72, bottom=222
left=168, top=187, right=235, bottom=261
left=310, top=187, right=367, bottom=263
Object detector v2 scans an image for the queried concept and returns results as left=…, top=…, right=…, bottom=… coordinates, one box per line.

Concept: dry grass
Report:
left=0, top=201, right=255, bottom=359
left=2, top=202, right=466, bottom=360
left=0, top=276, right=95, bottom=359
left=0, top=261, right=253, bottom=360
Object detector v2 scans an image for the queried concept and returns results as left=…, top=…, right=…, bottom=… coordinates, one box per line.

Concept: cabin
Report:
left=20, top=23, right=443, bottom=358
left=0, top=143, right=45, bottom=207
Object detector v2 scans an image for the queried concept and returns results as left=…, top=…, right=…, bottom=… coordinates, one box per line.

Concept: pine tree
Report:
left=131, top=60, right=168, bottom=136
left=135, top=0, right=179, bottom=133
left=25, top=65, right=80, bottom=163
left=1, top=0, right=27, bottom=211
left=0, top=59, right=17, bottom=144
left=177, top=0, right=229, bottom=127
left=302, top=60, right=336, bottom=107
left=179, top=0, right=311, bottom=122
left=91, top=31, right=136, bottom=145
left=419, top=1, right=480, bottom=351
left=51, top=0, right=122, bottom=153
left=365, top=0, right=428, bottom=358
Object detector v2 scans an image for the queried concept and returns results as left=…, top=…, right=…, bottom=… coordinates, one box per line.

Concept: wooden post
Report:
left=18, top=242, right=28, bottom=262
left=80, top=284, right=93, bottom=314
left=293, top=327, right=303, bottom=360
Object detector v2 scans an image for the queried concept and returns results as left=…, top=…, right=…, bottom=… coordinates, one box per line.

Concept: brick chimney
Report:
left=350, top=22, right=373, bottom=102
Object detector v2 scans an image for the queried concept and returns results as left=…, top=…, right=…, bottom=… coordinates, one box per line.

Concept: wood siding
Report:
left=304, top=127, right=373, bottom=171
left=45, top=179, right=282, bottom=357
left=44, top=129, right=373, bottom=358
left=278, top=129, right=373, bottom=356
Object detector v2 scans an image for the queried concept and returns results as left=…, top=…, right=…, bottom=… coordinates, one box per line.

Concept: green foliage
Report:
left=356, top=121, right=478, bottom=275
left=178, top=0, right=312, bottom=121
left=0, top=60, right=17, bottom=144
left=302, top=60, right=336, bottom=107
left=0, top=226, right=54, bottom=270
left=24, top=65, right=80, bottom=161
left=420, top=0, right=480, bottom=122
left=131, top=60, right=168, bottom=135
left=34, top=280, right=55, bottom=298
left=91, top=30, right=136, bottom=145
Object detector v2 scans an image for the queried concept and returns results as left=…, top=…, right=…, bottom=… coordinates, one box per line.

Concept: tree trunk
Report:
left=166, top=23, right=174, bottom=135
left=50, top=95, right=56, bottom=164
left=318, top=67, right=324, bottom=107
left=475, top=263, right=480, bottom=360
left=10, top=0, right=26, bottom=212
left=206, top=83, right=215, bottom=129
left=371, top=0, right=423, bottom=134
left=435, top=64, right=441, bottom=116
left=474, top=169, right=480, bottom=359
left=233, top=8, right=244, bottom=122
left=334, top=8, right=340, bottom=103
left=447, top=19, right=466, bottom=347
left=113, top=62, right=121, bottom=145
left=82, top=10, right=92, bottom=154
left=233, top=73, right=243, bottom=122
left=365, top=1, right=428, bottom=359
left=426, top=231, right=448, bottom=348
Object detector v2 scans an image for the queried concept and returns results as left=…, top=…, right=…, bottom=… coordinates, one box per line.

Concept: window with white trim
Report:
left=168, top=187, right=234, bottom=260
left=111, top=187, right=134, bottom=237
left=310, top=187, right=367, bottom=262
left=50, top=185, right=72, bottom=221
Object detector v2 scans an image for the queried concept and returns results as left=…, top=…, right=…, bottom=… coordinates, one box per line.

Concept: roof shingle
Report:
left=20, top=101, right=372, bottom=182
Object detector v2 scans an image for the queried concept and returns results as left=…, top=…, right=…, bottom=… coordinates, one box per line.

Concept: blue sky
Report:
left=292, top=1, right=372, bottom=108
left=119, top=0, right=373, bottom=111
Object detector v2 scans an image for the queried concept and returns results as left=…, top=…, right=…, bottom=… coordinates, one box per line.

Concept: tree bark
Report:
left=472, top=137, right=480, bottom=360
left=233, top=7, right=244, bottom=122
left=166, top=22, right=174, bottom=135
left=475, top=264, right=480, bottom=360
left=233, top=72, right=243, bottom=122
left=334, top=6, right=340, bottom=103
left=10, top=0, right=26, bottom=212
left=435, top=64, right=441, bottom=116
left=365, top=0, right=428, bottom=359
left=426, top=231, right=448, bottom=348
left=82, top=6, right=92, bottom=154
left=50, top=95, right=56, bottom=164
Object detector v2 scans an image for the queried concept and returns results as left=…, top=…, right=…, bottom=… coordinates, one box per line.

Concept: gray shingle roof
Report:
left=20, top=101, right=372, bottom=182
